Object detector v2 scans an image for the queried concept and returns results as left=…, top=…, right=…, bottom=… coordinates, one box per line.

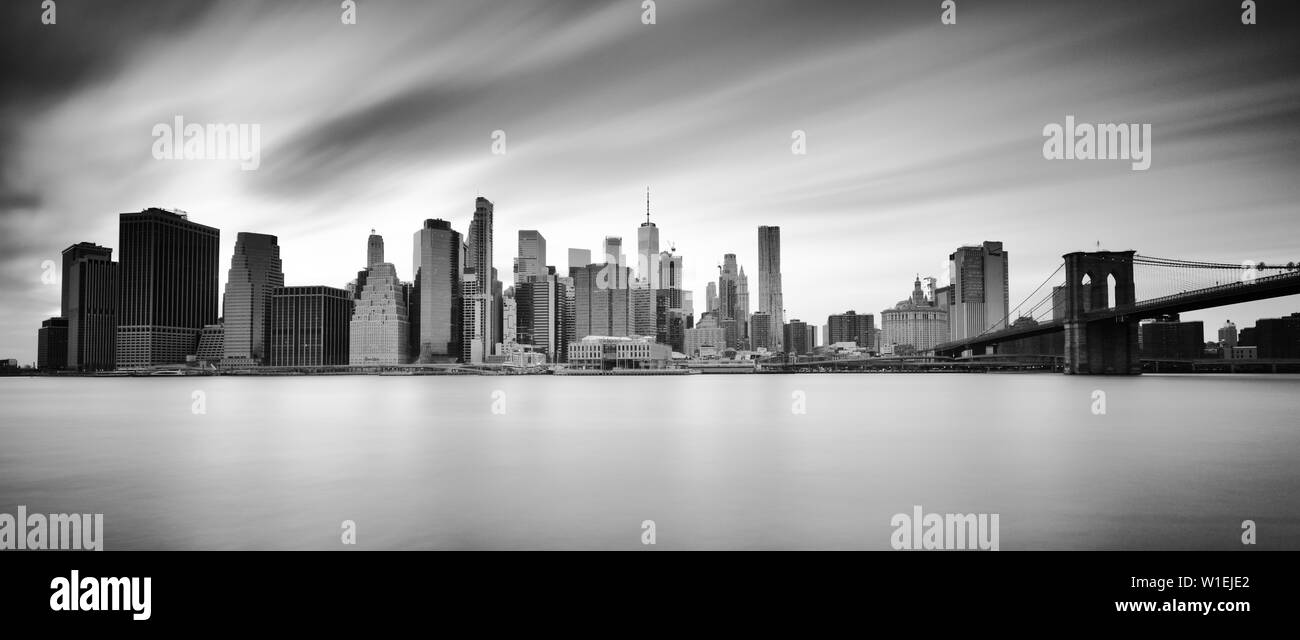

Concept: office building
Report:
left=828, top=310, right=877, bottom=349
left=516, top=273, right=568, bottom=362
left=37, top=317, right=68, bottom=371
left=1218, top=320, right=1238, bottom=350
left=460, top=270, right=487, bottom=363
left=196, top=323, right=224, bottom=363
left=568, top=248, right=592, bottom=273
left=784, top=319, right=811, bottom=355
left=881, top=277, right=950, bottom=354
left=948, top=241, right=1009, bottom=341
left=632, top=287, right=657, bottom=337
left=222, top=232, right=284, bottom=366
left=684, top=325, right=727, bottom=359
left=750, top=311, right=773, bottom=351
left=62, top=242, right=117, bottom=370
left=466, top=197, right=495, bottom=358
left=412, top=219, right=462, bottom=361
left=1140, top=315, right=1204, bottom=359
left=367, top=230, right=384, bottom=268
left=349, top=262, right=410, bottom=365
left=572, top=262, right=632, bottom=339
left=269, top=286, right=353, bottom=366
left=638, top=191, right=659, bottom=287
left=659, top=251, right=683, bottom=290
left=757, top=225, right=784, bottom=351
left=116, top=208, right=220, bottom=369
left=1255, top=313, right=1300, bottom=359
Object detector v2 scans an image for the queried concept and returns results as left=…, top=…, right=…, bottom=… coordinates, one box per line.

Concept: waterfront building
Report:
left=116, top=208, right=220, bottom=369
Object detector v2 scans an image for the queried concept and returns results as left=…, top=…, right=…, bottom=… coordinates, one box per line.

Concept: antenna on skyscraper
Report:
left=646, top=186, right=651, bottom=225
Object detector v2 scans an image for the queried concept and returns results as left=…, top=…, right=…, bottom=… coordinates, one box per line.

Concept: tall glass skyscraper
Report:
left=413, top=219, right=462, bottom=361
left=223, top=232, right=284, bottom=366
left=637, top=190, right=659, bottom=288
left=116, top=208, right=220, bottom=369
left=516, top=230, right=546, bottom=283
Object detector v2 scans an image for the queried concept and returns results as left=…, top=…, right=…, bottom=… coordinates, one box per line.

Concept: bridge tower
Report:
left=1062, top=251, right=1141, bottom=375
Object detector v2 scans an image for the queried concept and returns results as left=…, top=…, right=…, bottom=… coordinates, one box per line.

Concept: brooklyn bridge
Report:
left=929, top=251, right=1300, bottom=375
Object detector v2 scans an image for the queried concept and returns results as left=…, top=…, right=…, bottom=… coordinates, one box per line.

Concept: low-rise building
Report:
left=567, top=336, right=671, bottom=370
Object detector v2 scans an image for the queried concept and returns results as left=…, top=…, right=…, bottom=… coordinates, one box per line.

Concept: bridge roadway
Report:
left=934, top=270, right=1300, bottom=357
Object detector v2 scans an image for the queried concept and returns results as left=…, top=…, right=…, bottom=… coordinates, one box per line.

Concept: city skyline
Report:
left=4, top=0, right=1300, bottom=363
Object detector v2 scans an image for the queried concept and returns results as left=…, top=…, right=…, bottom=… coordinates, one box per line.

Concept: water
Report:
left=1, top=374, right=1297, bottom=550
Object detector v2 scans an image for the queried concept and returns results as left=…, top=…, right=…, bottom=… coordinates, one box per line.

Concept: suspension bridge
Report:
left=932, top=250, right=1300, bottom=375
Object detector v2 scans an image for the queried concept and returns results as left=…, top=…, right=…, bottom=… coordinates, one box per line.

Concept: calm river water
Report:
left=1, top=373, right=1296, bottom=550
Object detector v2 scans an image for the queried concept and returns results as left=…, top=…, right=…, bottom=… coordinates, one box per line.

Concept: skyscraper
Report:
left=705, top=281, right=717, bottom=314
left=413, top=219, right=462, bottom=361
left=757, top=225, right=784, bottom=351
left=516, top=273, right=567, bottom=362
left=572, top=263, right=631, bottom=339
left=349, top=262, right=409, bottom=365
left=467, top=197, right=495, bottom=356
left=631, top=287, right=657, bottom=337
left=62, top=242, right=117, bottom=371
left=116, top=208, right=220, bottom=368
left=568, top=248, right=592, bottom=273
left=223, top=232, right=284, bottom=366
left=460, top=269, right=486, bottom=363
left=948, top=241, right=1010, bottom=341
left=736, top=266, right=750, bottom=347
left=367, top=230, right=384, bottom=268
left=750, top=311, right=773, bottom=351
left=637, top=189, right=659, bottom=288
left=269, top=286, right=353, bottom=366
left=717, top=254, right=742, bottom=344
left=516, top=230, right=547, bottom=284
left=658, top=251, right=683, bottom=290
left=603, top=236, right=625, bottom=283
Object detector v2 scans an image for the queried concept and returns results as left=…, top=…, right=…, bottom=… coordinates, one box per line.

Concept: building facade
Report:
left=222, top=232, right=284, bottom=366
left=757, top=225, right=784, bottom=352
left=37, top=317, right=68, bottom=371
left=948, top=241, right=1009, bottom=341
left=880, top=277, right=950, bottom=354
left=413, top=219, right=462, bottom=361
left=116, top=208, right=220, bottom=369
left=784, top=319, right=811, bottom=355
left=270, top=286, right=353, bottom=366
left=349, top=263, right=410, bottom=365
left=567, top=336, right=671, bottom=370
left=62, top=242, right=118, bottom=370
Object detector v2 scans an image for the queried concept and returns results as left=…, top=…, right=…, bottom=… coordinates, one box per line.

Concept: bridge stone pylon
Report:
left=1062, top=251, right=1141, bottom=375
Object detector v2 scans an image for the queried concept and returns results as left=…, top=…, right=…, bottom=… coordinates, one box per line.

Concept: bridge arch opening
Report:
left=1106, top=273, right=1117, bottom=309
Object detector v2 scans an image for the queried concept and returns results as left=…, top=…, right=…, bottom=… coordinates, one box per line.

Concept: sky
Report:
left=2, top=0, right=1299, bottom=363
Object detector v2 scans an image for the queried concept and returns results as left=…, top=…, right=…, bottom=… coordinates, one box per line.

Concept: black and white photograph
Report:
left=1, top=0, right=1297, bottom=627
